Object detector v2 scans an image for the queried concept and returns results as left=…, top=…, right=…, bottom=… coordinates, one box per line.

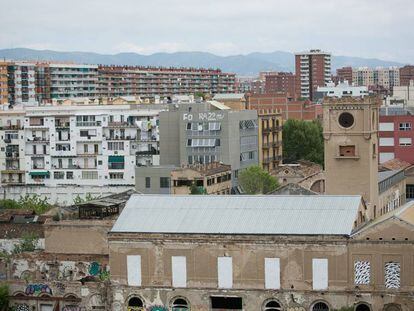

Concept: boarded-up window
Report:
left=339, top=145, right=355, bottom=157
left=354, top=261, right=370, bottom=285
left=264, top=258, right=280, bottom=289
left=379, top=152, right=395, bottom=163
left=127, top=255, right=141, bottom=286
left=312, top=258, right=328, bottom=290
left=385, top=261, right=400, bottom=289
left=172, top=256, right=187, bottom=287
left=218, top=257, right=233, bottom=288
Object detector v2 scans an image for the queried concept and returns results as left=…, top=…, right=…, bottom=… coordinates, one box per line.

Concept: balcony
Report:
left=27, top=137, right=49, bottom=143
left=6, top=152, right=20, bottom=159
left=76, top=121, right=101, bottom=127
left=107, top=121, right=135, bottom=128
left=0, top=125, right=23, bottom=130
left=55, top=122, right=70, bottom=128
left=135, top=149, right=159, bottom=156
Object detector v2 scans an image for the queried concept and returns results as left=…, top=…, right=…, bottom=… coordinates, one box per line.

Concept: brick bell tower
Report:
left=323, top=96, right=381, bottom=220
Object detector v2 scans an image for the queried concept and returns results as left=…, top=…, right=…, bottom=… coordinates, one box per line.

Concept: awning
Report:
left=29, top=171, right=50, bottom=176
left=108, top=156, right=124, bottom=163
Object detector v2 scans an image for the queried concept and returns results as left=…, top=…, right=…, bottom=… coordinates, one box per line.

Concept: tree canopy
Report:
left=282, top=119, right=324, bottom=166
left=238, top=165, right=279, bottom=194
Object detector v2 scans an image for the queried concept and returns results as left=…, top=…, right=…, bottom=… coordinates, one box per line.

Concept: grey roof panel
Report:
left=111, top=195, right=361, bottom=236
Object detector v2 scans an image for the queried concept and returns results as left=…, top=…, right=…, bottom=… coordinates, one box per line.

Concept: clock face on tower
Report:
left=338, top=112, right=354, bottom=128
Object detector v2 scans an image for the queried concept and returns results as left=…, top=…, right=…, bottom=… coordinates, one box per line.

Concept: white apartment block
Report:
left=0, top=104, right=165, bottom=205
left=352, top=67, right=400, bottom=90
left=316, top=81, right=368, bottom=99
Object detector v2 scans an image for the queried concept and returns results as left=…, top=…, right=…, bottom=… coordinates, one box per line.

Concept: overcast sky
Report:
left=1, top=0, right=413, bottom=62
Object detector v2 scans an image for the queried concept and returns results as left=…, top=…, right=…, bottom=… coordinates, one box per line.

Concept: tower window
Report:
left=339, top=145, right=356, bottom=157
left=338, top=112, right=354, bottom=128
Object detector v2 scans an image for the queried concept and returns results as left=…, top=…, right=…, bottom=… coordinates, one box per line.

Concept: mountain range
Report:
left=0, top=48, right=407, bottom=76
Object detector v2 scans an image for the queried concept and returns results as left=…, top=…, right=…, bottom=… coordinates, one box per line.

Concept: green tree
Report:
left=0, top=199, right=20, bottom=209
left=12, top=233, right=39, bottom=254
left=238, top=165, right=279, bottom=194
left=282, top=119, right=324, bottom=166
left=73, top=193, right=101, bottom=205
left=17, top=194, right=51, bottom=214
left=0, top=284, right=9, bottom=311
left=189, top=184, right=207, bottom=195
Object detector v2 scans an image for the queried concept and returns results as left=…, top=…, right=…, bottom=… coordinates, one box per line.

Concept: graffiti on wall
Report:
left=15, top=304, right=30, bottom=311
left=147, top=306, right=168, bottom=311
left=25, top=283, right=52, bottom=296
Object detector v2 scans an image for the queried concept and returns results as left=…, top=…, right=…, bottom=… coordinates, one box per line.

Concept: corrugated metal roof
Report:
left=213, top=93, right=245, bottom=100
left=111, top=195, right=362, bottom=236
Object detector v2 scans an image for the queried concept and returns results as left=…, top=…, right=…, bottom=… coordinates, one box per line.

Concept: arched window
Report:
left=383, top=304, right=402, bottom=311
left=128, top=297, right=144, bottom=311
left=312, top=301, right=329, bottom=311
left=171, top=297, right=189, bottom=310
left=355, top=303, right=371, bottom=311
left=263, top=299, right=282, bottom=311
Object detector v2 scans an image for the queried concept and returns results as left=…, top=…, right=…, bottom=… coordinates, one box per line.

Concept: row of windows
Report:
left=145, top=177, right=170, bottom=189
left=125, top=295, right=372, bottom=311
left=127, top=255, right=403, bottom=290
left=186, top=122, right=221, bottom=131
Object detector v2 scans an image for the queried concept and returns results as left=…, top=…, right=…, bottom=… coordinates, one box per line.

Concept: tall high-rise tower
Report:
left=324, top=96, right=380, bottom=220
left=295, top=49, right=331, bottom=101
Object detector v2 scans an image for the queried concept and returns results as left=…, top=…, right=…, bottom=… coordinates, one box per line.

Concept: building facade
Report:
left=0, top=103, right=165, bottom=204
left=258, top=109, right=283, bottom=172
left=0, top=62, right=8, bottom=105
left=248, top=94, right=323, bottom=121
left=379, top=108, right=414, bottom=164
left=324, top=96, right=380, bottom=219
left=7, top=62, right=37, bottom=106
left=295, top=49, right=331, bottom=101
left=98, top=66, right=236, bottom=98
left=399, top=65, right=414, bottom=87
left=107, top=195, right=414, bottom=311
left=315, top=81, right=368, bottom=100
left=159, top=102, right=258, bottom=185
left=352, top=67, right=400, bottom=91
left=336, top=66, right=353, bottom=84
left=264, top=72, right=296, bottom=97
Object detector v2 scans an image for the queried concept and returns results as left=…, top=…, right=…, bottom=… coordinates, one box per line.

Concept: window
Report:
left=312, top=301, right=329, bottom=311
left=218, top=257, right=232, bottom=288
left=264, top=258, right=280, bottom=289
left=379, top=138, right=394, bottom=147
left=338, top=112, right=354, bottom=128
left=80, top=130, right=89, bottom=137
left=339, top=145, right=355, bottom=157
left=109, top=173, right=124, bottom=179
left=384, top=261, right=400, bottom=289
left=171, top=256, right=187, bottom=288
left=160, top=177, right=170, bottom=188
left=128, top=296, right=143, bottom=309
left=83, top=144, right=88, bottom=153
left=127, top=255, right=141, bottom=286
left=399, top=122, right=411, bottom=131
left=171, top=298, right=189, bottom=311
left=312, top=258, right=328, bottom=290
left=263, top=300, right=282, bottom=311
left=53, top=171, right=64, bottom=180
left=355, top=303, right=371, bottom=311
left=399, top=137, right=412, bottom=146
left=354, top=261, right=370, bottom=285
left=211, top=297, right=242, bottom=310
left=66, top=171, right=73, bottom=179
left=81, top=171, right=98, bottom=180
left=145, top=177, right=151, bottom=188
left=379, top=152, right=395, bottom=163
left=379, top=122, right=394, bottom=131
left=108, top=142, right=125, bottom=151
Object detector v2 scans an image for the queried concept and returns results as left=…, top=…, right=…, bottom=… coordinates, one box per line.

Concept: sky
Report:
left=1, top=0, right=414, bottom=62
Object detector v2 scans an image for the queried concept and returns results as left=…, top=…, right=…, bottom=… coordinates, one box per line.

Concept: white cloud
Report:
left=0, top=0, right=413, bottom=62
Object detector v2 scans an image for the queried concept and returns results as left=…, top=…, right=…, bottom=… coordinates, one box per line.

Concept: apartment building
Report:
left=0, top=62, right=8, bottom=105
left=264, top=72, right=296, bottom=97
left=295, top=49, right=331, bottom=101
left=158, top=101, right=258, bottom=186
left=7, top=62, right=37, bottom=106
left=0, top=103, right=165, bottom=204
left=258, top=109, right=283, bottom=172
left=97, top=65, right=236, bottom=98
left=352, top=67, right=400, bottom=91
left=379, top=107, right=414, bottom=164
left=399, top=65, right=414, bottom=86
left=336, top=66, right=353, bottom=84
left=108, top=194, right=414, bottom=311
left=315, top=81, right=368, bottom=100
